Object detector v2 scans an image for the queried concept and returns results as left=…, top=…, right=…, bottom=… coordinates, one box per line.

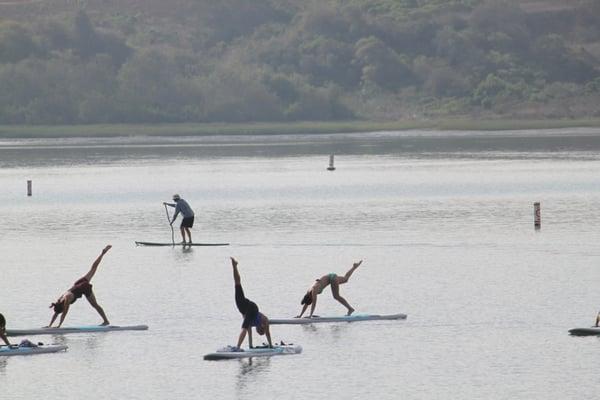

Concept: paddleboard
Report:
left=0, top=344, right=67, bottom=357
left=269, top=313, right=407, bottom=325
left=7, top=324, right=149, bottom=336
left=569, top=327, right=600, bottom=336
left=204, top=344, right=302, bottom=360
left=135, top=241, right=229, bottom=247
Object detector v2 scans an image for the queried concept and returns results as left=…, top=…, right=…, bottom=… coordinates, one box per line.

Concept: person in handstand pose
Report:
left=230, top=257, right=272, bottom=350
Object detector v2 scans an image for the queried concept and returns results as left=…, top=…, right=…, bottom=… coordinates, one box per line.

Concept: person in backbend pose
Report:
left=163, top=194, right=195, bottom=244
left=0, top=313, right=13, bottom=347
left=46, top=245, right=112, bottom=328
left=296, top=260, right=363, bottom=318
left=230, top=257, right=272, bottom=350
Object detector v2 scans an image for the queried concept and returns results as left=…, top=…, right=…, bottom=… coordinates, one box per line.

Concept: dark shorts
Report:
left=70, top=277, right=93, bottom=300
left=181, top=216, right=194, bottom=228
left=235, top=284, right=259, bottom=329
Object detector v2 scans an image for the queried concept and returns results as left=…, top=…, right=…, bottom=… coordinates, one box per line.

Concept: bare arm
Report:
left=0, top=328, right=10, bottom=346
left=46, top=312, right=60, bottom=328
left=57, top=301, right=70, bottom=328
left=309, top=291, right=318, bottom=317
left=296, top=303, right=309, bottom=318
left=236, top=328, right=247, bottom=349
left=265, top=324, right=273, bottom=348
left=247, top=328, right=253, bottom=348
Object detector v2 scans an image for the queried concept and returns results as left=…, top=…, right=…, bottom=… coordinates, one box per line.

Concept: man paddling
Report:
left=163, top=194, right=195, bottom=244
left=0, top=313, right=13, bottom=347
left=47, top=245, right=112, bottom=328
left=296, top=260, right=363, bottom=318
left=230, top=257, right=272, bottom=350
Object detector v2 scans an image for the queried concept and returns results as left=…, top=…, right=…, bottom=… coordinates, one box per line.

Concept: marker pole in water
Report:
left=27, top=180, right=32, bottom=196
left=327, top=154, right=335, bottom=171
left=533, top=202, right=541, bottom=230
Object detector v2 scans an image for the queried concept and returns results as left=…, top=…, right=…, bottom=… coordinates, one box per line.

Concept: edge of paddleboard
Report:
left=0, top=344, right=68, bottom=357
left=135, top=241, right=229, bottom=247
left=204, top=344, right=302, bottom=360
left=569, top=327, right=600, bottom=336
left=269, top=313, right=407, bottom=325
left=7, top=324, right=149, bottom=336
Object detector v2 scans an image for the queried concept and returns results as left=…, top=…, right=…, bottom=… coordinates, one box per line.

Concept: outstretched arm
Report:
left=236, top=328, right=247, bottom=349
left=0, top=328, right=10, bottom=346
left=163, top=202, right=176, bottom=208
left=56, top=302, right=70, bottom=328
left=265, top=324, right=273, bottom=348
left=46, top=311, right=60, bottom=328
left=309, top=291, right=318, bottom=317
left=296, top=303, right=309, bottom=318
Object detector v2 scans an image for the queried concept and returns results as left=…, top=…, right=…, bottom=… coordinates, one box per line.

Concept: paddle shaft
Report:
left=164, top=204, right=174, bottom=245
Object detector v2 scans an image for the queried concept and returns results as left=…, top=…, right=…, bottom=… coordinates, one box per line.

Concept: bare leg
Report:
left=330, top=281, right=354, bottom=315
left=185, top=228, right=192, bottom=243
left=231, top=257, right=241, bottom=285
left=180, top=227, right=186, bottom=243
left=82, top=245, right=112, bottom=282
left=596, top=312, right=600, bottom=327
left=85, top=292, right=110, bottom=325
left=336, top=260, right=362, bottom=285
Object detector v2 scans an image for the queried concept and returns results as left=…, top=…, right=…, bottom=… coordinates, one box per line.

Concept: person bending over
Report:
left=47, top=245, right=112, bottom=328
left=296, top=260, right=363, bottom=318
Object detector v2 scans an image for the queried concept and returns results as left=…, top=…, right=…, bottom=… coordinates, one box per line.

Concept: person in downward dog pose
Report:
left=230, top=257, right=272, bottom=350
left=47, top=245, right=112, bottom=328
left=296, top=260, right=363, bottom=318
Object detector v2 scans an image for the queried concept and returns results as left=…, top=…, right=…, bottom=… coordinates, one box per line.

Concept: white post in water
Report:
left=327, top=154, right=336, bottom=171
left=27, top=180, right=32, bottom=197
left=534, top=202, right=541, bottom=230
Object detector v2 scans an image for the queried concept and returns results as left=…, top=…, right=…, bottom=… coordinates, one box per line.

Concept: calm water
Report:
left=1, top=128, right=600, bottom=399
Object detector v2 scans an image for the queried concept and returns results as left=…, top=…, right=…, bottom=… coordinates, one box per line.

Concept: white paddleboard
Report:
left=0, top=344, right=68, bottom=357
left=569, top=327, right=600, bottom=336
left=7, top=324, right=149, bottom=336
left=204, top=344, right=302, bottom=360
left=269, top=313, right=407, bottom=325
left=135, top=241, right=229, bottom=247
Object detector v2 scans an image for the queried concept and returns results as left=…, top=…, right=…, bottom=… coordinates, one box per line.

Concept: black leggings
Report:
left=235, top=284, right=259, bottom=328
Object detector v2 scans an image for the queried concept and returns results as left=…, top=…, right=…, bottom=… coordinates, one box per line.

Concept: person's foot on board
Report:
left=347, top=308, right=355, bottom=316
left=100, top=321, right=110, bottom=326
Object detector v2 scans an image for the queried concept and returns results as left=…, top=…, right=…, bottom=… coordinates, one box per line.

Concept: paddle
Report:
left=164, top=203, right=174, bottom=246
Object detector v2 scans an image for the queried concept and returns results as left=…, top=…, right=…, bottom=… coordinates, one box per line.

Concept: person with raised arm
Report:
left=230, top=257, right=272, bottom=350
left=47, top=245, right=112, bottom=328
left=296, top=260, right=363, bottom=318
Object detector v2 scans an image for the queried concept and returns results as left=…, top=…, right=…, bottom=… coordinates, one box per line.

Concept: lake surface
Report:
left=1, top=128, right=600, bottom=399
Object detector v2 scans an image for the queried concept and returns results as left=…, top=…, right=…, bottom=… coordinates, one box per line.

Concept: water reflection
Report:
left=235, top=357, right=271, bottom=395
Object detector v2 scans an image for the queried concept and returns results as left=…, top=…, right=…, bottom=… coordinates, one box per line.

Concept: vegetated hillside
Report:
left=0, top=0, right=598, bottom=124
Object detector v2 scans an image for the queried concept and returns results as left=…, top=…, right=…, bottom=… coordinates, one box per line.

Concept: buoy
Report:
left=533, top=202, right=541, bottom=230
left=327, top=154, right=336, bottom=171
left=27, top=180, right=32, bottom=196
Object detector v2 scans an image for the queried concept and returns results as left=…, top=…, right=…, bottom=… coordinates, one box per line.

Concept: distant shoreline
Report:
left=0, top=119, right=599, bottom=138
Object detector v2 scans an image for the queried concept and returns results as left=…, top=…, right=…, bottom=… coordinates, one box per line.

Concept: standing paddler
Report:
left=163, top=194, right=195, bottom=245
